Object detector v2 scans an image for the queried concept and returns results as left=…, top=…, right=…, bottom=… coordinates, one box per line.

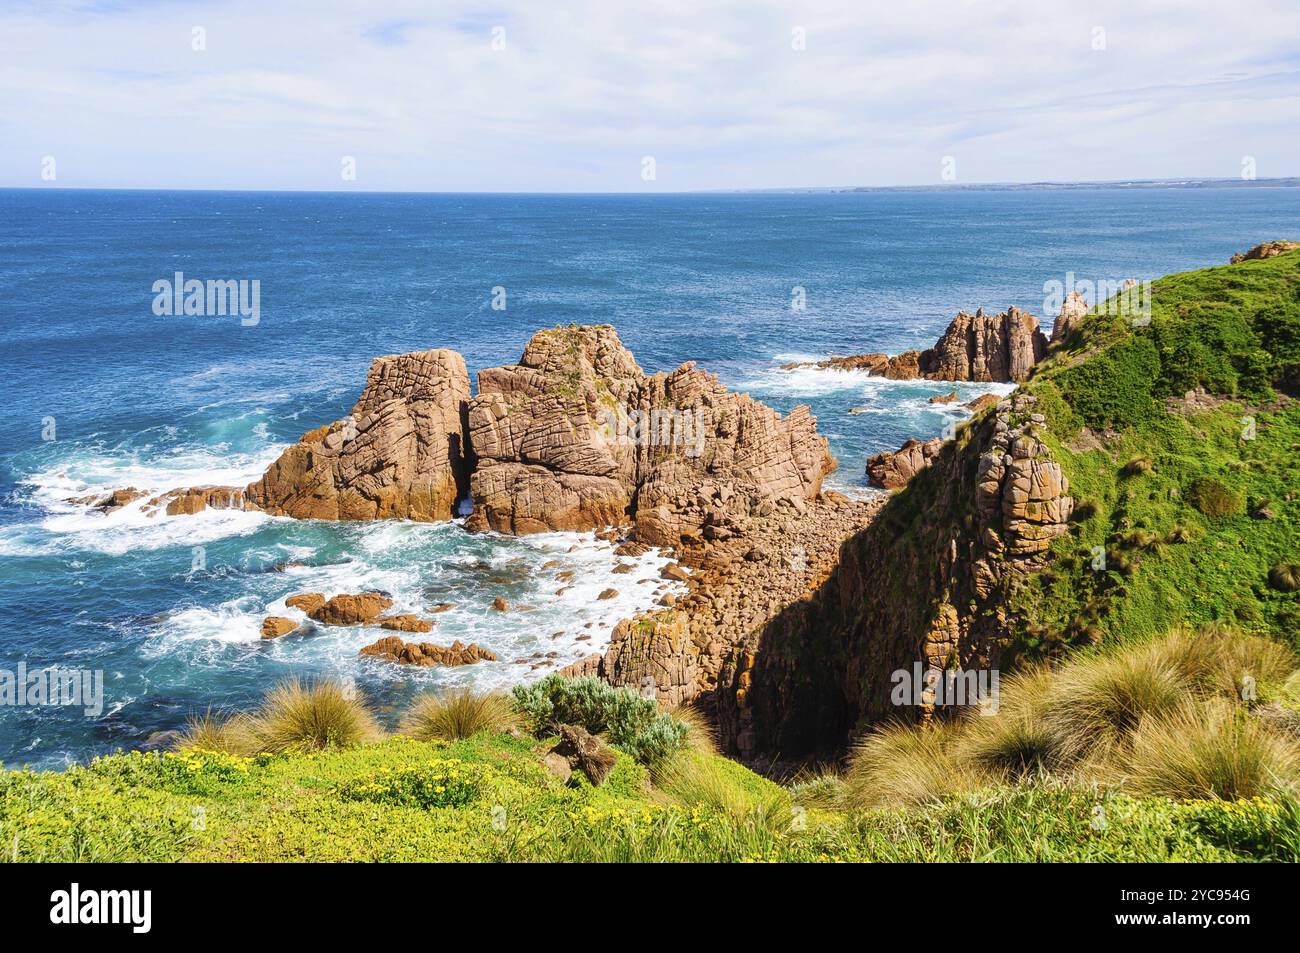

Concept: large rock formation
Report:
left=359, top=636, right=497, bottom=667
left=923, top=307, right=1047, bottom=382
left=465, top=325, right=835, bottom=544
left=1051, top=290, right=1089, bottom=340
left=246, top=350, right=471, bottom=521
left=784, top=306, right=1048, bottom=384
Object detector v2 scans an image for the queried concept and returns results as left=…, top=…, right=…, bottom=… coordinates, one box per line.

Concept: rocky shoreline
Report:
left=86, top=303, right=1060, bottom=759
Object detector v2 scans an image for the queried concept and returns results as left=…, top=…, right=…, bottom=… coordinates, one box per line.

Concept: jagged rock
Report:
left=784, top=307, right=1048, bottom=384
left=156, top=485, right=247, bottom=516
left=923, top=307, right=1046, bottom=382
left=308, top=592, right=393, bottom=626
left=358, top=635, right=497, bottom=666
left=1051, top=290, right=1089, bottom=340
left=551, top=724, right=617, bottom=785
left=93, top=487, right=146, bottom=512
left=1231, top=240, right=1299, bottom=264
left=246, top=350, right=471, bottom=521
left=964, top=393, right=1000, bottom=413
left=491, top=596, right=509, bottom=612
left=379, top=614, right=436, bottom=633
left=928, top=391, right=958, bottom=404
left=866, top=438, right=943, bottom=489
left=597, top=588, right=618, bottom=600
left=260, top=616, right=298, bottom=640
left=285, top=592, right=325, bottom=615
left=660, top=563, right=690, bottom=582
left=464, top=325, right=834, bottom=544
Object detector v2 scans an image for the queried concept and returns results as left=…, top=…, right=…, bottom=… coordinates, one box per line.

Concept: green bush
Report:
left=1186, top=477, right=1244, bottom=519
left=512, top=675, right=688, bottom=768
left=1057, top=336, right=1160, bottom=430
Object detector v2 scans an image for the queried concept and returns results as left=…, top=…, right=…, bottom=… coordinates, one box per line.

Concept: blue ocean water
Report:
left=2, top=186, right=1298, bottom=768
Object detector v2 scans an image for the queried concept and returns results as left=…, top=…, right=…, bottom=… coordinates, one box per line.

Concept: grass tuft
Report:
left=400, top=688, right=520, bottom=741
left=250, top=678, right=381, bottom=753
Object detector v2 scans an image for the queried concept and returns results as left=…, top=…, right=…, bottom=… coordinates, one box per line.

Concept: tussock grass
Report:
left=654, top=748, right=793, bottom=832
left=400, top=688, right=519, bottom=741
left=1040, top=645, right=1188, bottom=764
left=956, top=666, right=1059, bottom=778
left=1146, top=624, right=1295, bottom=700
left=1126, top=700, right=1300, bottom=800
left=250, top=679, right=381, bottom=753
left=176, top=709, right=257, bottom=756
left=845, top=722, right=989, bottom=809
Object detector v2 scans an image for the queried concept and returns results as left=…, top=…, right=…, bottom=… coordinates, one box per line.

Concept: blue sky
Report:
left=2, top=0, right=1298, bottom=191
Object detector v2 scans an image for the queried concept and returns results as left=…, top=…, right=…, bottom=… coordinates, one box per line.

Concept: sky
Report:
left=1, top=0, right=1299, bottom=192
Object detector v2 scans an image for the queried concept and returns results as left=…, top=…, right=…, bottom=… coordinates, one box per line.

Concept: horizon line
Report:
left=4, top=176, right=1299, bottom=197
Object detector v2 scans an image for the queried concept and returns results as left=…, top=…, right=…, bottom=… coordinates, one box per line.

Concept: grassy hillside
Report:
left=1012, top=248, right=1300, bottom=659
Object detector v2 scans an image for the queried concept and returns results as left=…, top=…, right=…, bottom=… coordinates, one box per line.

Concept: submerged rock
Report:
left=358, top=636, right=497, bottom=667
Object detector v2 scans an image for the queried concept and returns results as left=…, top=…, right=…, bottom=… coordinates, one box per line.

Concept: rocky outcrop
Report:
left=1231, top=240, right=1299, bottom=264
left=866, top=437, right=943, bottom=489
left=1051, top=290, right=1089, bottom=340
left=246, top=350, right=471, bottom=521
left=358, top=636, right=497, bottom=667
left=711, top=393, right=1072, bottom=758
left=783, top=307, right=1048, bottom=384
left=923, top=307, right=1047, bottom=382
left=465, top=325, right=834, bottom=544
left=304, top=592, right=394, bottom=626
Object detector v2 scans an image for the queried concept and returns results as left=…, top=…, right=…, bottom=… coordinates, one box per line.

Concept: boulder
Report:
left=378, top=614, right=435, bottom=633
left=551, top=724, right=617, bottom=785
left=922, top=307, right=1047, bottom=383
left=927, top=391, right=958, bottom=404
left=464, top=325, right=834, bottom=543
left=308, top=592, right=393, bottom=626
left=260, top=616, right=299, bottom=640
left=358, top=635, right=498, bottom=667
left=245, top=349, right=471, bottom=521
left=782, top=307, right=1048, bottom=384
left=866, top=437, right=943, bottom=489
left=93, top=487, right=147, bottom=513
left=1051, top=290, right=1089, bottom=340
left=284, top=592, right=326, bottom=615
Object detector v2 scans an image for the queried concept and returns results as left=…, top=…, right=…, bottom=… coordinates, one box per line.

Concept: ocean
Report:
left=2, top=185, right=1297, bottom=768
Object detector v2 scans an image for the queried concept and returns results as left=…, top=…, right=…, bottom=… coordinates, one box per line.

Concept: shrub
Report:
left=1127, top=700, right=1300, bottom=800
left=1057, top=336, right=1160, bottom=431
left=1185, top=476, right=1244, bottom=519
left=512, top=675, right=687, bottom=768
left=1183, top=795, right=1300, bottom=861
left=845, top=722, right=988, bottom=809
left=334, top=759, right=484, bottom=810
left=400, top=689, right=519, bottom=741
left=250, top=679, right=381, bottom=753
left=1122, top=456, right=1153, bottom=476
left=1268, top=563, right=1300, bottom=593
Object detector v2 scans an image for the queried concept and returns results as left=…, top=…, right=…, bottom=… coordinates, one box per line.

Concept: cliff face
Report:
left=712, top=393, right=1072, bottom=758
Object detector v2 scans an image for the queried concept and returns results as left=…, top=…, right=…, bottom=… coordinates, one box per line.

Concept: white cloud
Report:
left=1, top=0, right=1297, bottom=190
